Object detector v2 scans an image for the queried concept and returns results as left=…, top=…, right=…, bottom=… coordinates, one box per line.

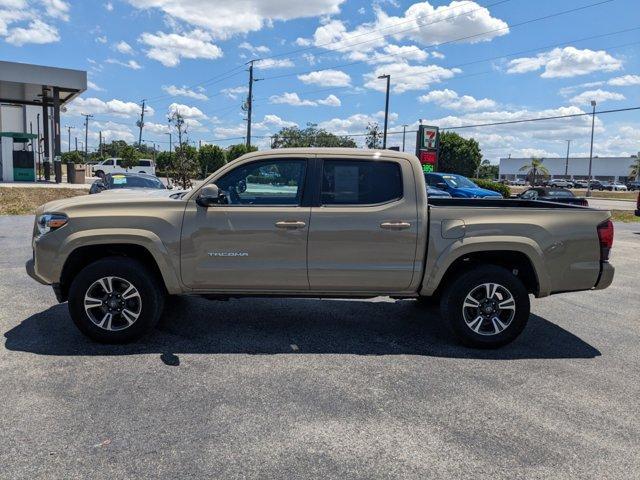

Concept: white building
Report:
left=499, top=156, right=638, bottom=182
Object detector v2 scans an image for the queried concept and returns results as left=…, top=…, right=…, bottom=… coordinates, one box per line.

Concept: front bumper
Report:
left=594, top=262, right=615, bottom=290
left=25, top=258, right=48, bottom=285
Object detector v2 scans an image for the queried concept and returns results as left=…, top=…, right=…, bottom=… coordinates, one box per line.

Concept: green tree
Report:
left=437, top=131, right=482, bottom=178
left=365, top=122, right=381, bottom=149
left=519, top=157, right=550, bottom=186
left=226, top=143, right=257, bottom=161
left=168, top=111, right=199, bottom=189
left=629, top=156, right=640, bottom=180
left=271, top=124, right=356, bottom=148
left=61, top=150, right=83, bottom=164
left=155, top=151, right=172, bottom=172
left=198, top=144, right=226, bottom=178
left=119, top=144, right=142, bottom=170
left=477, top=159, right=499, bottom=179
left=100, top=140, right=129, bottom=158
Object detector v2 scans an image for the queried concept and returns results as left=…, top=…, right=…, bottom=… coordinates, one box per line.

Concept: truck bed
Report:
left=428, top=198, right=589, bottom=209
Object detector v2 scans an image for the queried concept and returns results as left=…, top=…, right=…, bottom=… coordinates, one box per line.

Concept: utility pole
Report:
left=401, top=124, right=408, bottom=152
left=81, top=113, right=93, bottom=161
left=564, top=140, right=571, bottom=177
left=36, top=113, right=42, bottom=181
left=99, top=131, right=103, bottom=157
left=586, top=100, right=597, bottom=198
left=65, top=125, right=74, bottom=152
left=378, top=74, right=391, bottom=149
left=244, top=60, right=263, bottom=149
left=138, top=99, right=146, bottom=146
left=75, top=137, right=78, bottom=152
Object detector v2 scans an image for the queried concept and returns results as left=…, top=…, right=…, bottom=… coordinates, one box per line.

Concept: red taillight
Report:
left=597, top=219, right=614, bottom=262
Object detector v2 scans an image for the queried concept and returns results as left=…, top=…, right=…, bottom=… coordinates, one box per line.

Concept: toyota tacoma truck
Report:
left=26, top=148, right=615, bottom=348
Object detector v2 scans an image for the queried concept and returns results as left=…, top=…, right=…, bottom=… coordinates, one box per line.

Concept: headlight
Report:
left=36, top=213, right=68, bottom=236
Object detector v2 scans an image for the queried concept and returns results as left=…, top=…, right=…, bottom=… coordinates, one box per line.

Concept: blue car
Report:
left=425, top=172, right=503, bottom=199
left=426, top=185, right=451, bottom=198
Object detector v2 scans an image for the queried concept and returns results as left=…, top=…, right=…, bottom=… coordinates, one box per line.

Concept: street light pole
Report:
left=378, top=74, right=390, bottom=149
left=564, top=139, right=571, bottom=177
left=401, top=124, right=408, bottom=152
left=586, top=100, right=596, bottom=198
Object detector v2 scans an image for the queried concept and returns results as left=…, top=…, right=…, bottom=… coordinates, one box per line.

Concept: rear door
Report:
left=307, top=155, right=419, bottom=292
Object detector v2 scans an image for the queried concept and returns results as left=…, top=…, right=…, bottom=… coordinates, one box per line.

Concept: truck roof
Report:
left=239, top=148, right=418, bottom=162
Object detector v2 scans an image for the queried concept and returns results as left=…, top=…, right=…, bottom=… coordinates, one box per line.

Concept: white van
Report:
left=92, top=158, right=156, bottom=177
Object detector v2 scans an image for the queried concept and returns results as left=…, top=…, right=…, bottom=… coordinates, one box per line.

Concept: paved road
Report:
left=1, top=216, right=639, bottom=479
left=589, top=198, right=636, bottom=211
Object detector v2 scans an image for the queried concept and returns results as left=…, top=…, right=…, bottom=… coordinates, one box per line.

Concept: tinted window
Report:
left=547, top=189, right=574, bottom=197
left=139, top=160, right=151, bottom=167
left=321, top=160, right=402, bottom=205
left=216, top=159, right=306, bottom=206
left=108, top=175, right=165, bottom=189
left=103, top=159, right=114, bottom=166
left=520, top=189, right=538, bottom=200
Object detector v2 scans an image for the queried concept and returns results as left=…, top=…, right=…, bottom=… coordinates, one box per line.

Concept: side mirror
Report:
left=196, top=184, right=224, bottom=207
left=436, top=182, right=447, bottom=190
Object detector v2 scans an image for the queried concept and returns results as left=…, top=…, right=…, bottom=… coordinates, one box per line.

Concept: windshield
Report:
left=441, top=174, right=478, bottom=189
left=546, top=189, right=574, bottom=197
left=107, top=175, right=165, bottom=189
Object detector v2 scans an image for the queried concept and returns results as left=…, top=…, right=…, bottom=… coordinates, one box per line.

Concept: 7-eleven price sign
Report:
left=416, top=125, right=439, bottom=172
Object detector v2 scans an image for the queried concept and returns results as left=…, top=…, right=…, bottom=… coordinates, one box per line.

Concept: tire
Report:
left=68, top=257, right=164, bottom=343
left=440, top=265, right=530, bottom=348
left=95, top=170, right=104, bottom=179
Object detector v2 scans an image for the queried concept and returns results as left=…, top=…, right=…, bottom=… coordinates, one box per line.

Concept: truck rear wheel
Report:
left=68, top=257, right=164, bottom=343
left=440, top=265, right=530, bottom=348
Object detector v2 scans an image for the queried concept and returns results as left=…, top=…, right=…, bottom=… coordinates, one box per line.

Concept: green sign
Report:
left=422, top=164, right=434, bottom=173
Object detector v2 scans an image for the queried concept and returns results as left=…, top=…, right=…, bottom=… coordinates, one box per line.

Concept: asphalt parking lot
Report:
left=1, top=215, right=639, bottom=479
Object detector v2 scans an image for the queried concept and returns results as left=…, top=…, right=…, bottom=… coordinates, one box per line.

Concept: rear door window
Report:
left=321, top=160, right=402, bottom=205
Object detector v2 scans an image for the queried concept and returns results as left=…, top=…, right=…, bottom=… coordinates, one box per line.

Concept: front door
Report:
left=307, top=156, right=419, bottom=292
left=181, top=157, right=311, bottom=291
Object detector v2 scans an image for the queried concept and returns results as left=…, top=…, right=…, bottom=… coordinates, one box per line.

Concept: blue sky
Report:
left=1, top=0, right=639, bottom=162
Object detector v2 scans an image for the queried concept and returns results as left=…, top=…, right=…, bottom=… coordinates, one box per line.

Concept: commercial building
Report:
left=499, top=156, right=639, bottom=182
left=0, top=61, right=86, bottom=182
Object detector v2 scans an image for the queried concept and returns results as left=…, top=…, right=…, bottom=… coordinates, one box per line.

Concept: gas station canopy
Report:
left=0, top=60, right=86, bottom=107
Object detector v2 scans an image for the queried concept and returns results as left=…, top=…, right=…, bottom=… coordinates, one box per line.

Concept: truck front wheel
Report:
left=440, top=265, right=530, bottom=348
left=68, top=257, right=164, bottom=343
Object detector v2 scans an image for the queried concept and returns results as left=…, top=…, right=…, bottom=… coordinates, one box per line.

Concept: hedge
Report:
left=472, top=178, right=511, bottom=198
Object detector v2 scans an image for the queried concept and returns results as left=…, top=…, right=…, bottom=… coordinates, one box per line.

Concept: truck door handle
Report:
left=380, top=221, right=411, bottom=230
left=275, top=221, right=306, bottom=230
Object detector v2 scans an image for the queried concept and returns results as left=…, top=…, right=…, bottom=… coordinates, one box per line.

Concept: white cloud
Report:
left=106, top=58, right=142, bottom=70
left=221, top=85, right=248, bottom=99
left=104, top=2, right=113, bottom=11
left=570, top=89, right=625, bottom=106
left=298, top=69, right=351, bottom=87
left=127, top=0, right=346, bottom=39
left=238, top=41, right=270, bottom=55
left=162, top=85, right=208, bottom=100
left=269, top=92, right=341, bottom=107
left=41, top=0, right=70, bottom=20
left=507, top=47, right=622, bottom=78
left=91, top=121, right=135, bottom=142
left=139, top=29, right=223, bottom=67
left=114, top=40, right=134, bottom=55
left=255, top=58, right=294, bottom=69
left=87, top=80, right=105, bottom=92
left=144, top=122, right=170, bottom=135
left=96, top=35, right=107, bottom=43
left=608, top=74, right=640, bottom=87
left=318, top=112, right=393, bottom=135
left=168, top=102, right=207, bottom=120
left=67, top=97, right=153, bottom=118
left=295, top=37, right=311, bottom=46
left=255, top=114, right=297, bottom=130
left=318, top=94, right=341, bottom=106
left=269, top=92, right=317, bottom=107
left=419, top=88, right=496, bottom=111
left=558, top=80, right=605, bottom=97
left=364, top=63, right=459, bottom=93
left=5, top=19, right=59, bottom=45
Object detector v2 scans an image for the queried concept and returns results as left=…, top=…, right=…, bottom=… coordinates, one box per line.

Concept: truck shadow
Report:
left=3, top=297, right=600, bottom=360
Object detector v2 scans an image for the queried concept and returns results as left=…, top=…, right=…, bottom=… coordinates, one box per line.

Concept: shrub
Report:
left=473, top=178, right=511, bottom=198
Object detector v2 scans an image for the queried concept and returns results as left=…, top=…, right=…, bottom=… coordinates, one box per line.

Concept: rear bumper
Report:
left=594, top=262, right=615, bottom=290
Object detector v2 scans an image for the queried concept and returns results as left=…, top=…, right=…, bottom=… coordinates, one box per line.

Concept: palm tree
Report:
left=519, top=157, right=550, bottom=186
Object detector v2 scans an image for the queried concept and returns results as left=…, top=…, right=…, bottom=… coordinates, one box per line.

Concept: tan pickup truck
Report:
left=26, top=148, right=615, bottom=348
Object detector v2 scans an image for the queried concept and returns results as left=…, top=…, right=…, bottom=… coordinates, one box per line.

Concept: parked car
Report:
left=89, top=172, right=167, bottom=194
left=92, top=158, right=156, bottom=178
left=571, top=179, right=589, bottom=188
left=426, top=185, right=452, bottom=198
left=587, top=180, right=606, bottom=191
left=624, top=180, right=640, bottom=191
left=603, top=181, right=628, bottom=191
left=548, top=179, right=573, bottom=188
left=515, top=187, right=588, bottom=206
left=425, top=172, right=503, bottom=198
left=636, top=191, right=640, bottom=216
left=26, top=148, right=614, bottom=349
